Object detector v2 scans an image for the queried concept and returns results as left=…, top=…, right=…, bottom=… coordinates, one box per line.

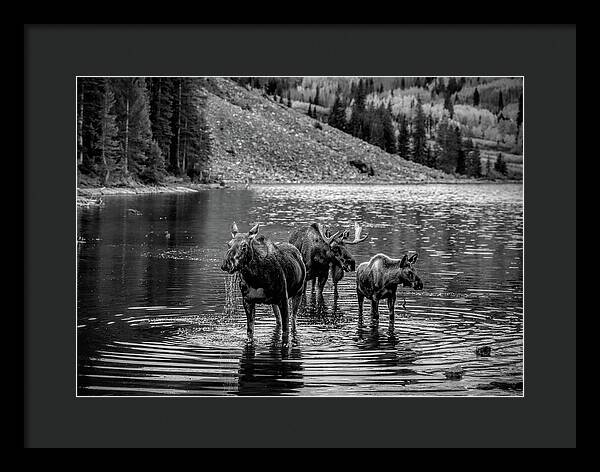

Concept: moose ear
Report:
left=231, top=221, right=239, bottom=238
left=408, top=253, right=419, bottom=264
left=249, top=223, right=260, bottom=236
left=400, top=254, right=409, bottom=267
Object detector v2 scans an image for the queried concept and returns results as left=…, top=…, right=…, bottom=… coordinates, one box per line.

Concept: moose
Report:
left=221, top=222, right=306, bottom=345
left=356, top=253, right=423, bottom=321
left=289, top=222, right=369, bottom=302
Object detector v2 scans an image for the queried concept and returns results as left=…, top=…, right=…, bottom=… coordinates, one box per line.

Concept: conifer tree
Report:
left=349, top=79, right=366, bottom=139
left=79, top=77, right=105, bottom=176
left=112, top=77, right=153, bottom=176
left=466, top=146, right=482, bottom=177
left=147, top=78, right=174, bottom=166
left=314, top=85, right=320, bottom=106
left=397, top=115, right=410, bottom=159
left=328, top=93, right=346, bottom=130
left=444, top=92, right=454, bottom=119
left=382, top=103, right=396, bottom=154
left=411, top=96, right=427, bottom=163
left=98, top=80, right=120, bottom=184
left=473, top=87, right=480, bottom=107
left=494, top=152, right=507, bottom=174
left=455, top=127, right=466, bottom=174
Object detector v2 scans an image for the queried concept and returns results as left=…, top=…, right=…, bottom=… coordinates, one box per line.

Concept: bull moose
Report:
left=289, top=222, right=369, bottom=302
left=221, top=222, right=306, bottom=345
left=356, top=253, right=423, bottom=321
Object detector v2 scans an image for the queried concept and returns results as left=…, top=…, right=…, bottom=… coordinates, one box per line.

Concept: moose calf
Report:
left=356, top=253, right=423, bottom=321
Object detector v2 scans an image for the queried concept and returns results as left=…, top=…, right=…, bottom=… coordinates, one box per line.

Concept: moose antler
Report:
left=316, top=223, right=340, bottom=245
left=343, top=222, right=369, bottom=245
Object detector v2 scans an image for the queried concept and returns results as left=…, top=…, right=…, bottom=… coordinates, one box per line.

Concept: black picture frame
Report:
left=24, top=24, right=576, bottom=448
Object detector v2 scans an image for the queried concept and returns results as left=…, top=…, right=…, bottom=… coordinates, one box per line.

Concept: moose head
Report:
left=398, top=253, right=423, bottom=290
left=220, top=221, right=260, bottom=274
left=317, top=221, right=369, bottom=272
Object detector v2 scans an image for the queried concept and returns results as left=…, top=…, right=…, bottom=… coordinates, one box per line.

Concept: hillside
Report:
left=200, top=78, right=452, bottom=184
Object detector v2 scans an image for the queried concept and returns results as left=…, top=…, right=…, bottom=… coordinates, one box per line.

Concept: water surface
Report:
left=77, top=184, right=523, bottom=396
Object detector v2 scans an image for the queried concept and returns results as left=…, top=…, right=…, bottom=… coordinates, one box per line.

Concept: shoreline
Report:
left=77, top=178, right=522, bottom=198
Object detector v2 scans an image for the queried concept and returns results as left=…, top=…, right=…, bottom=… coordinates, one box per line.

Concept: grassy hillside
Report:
left=201, top=78, right=453, bottom=184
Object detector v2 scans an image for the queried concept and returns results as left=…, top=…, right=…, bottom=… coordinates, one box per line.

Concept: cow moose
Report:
left=356, top=253, right=423, bottom=321
left=289, top=222, right=368, bottom=302
left=221, top=222, right=306, bottom=345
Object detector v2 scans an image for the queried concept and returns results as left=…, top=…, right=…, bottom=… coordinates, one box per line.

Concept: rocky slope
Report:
left=200, top=78, right=453, bottom=183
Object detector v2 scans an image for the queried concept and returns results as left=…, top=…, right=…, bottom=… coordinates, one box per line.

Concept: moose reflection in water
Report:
left=289, top=221, right=369, bottom=304
left=220, top=222, right=306, bottom=345
left=238, top=325, right=304, bottom=395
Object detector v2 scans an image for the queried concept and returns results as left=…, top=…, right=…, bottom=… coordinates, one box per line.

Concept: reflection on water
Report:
left=77, top=184, right=523, bottom=396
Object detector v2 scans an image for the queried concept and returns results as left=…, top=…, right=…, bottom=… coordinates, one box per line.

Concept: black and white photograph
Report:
left=76, top=75, right=524, bottom=397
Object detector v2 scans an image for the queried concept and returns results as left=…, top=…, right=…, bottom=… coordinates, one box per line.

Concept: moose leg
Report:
left=371, top=299, right=380, bottom=320
left=272, top=304, right=282, bottom=326
left=243, top=299, right=256, bottom=340
left=387, top=295, right=396, bottom=322
left=317, top=274, right=327, bottom=304
left=357, top=291, right=365, bottom=318
left=301, top=278, right=310, bottom=307
left=291, top=294, right=302, bottom=333
left=279, top=297, right=291, bottom=346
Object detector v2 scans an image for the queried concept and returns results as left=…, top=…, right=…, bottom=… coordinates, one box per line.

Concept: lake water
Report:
left=77, top=183, right=523, bottom=396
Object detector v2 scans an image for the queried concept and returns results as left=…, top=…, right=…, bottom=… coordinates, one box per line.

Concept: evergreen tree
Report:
left=425, top=144, right=437, bottom=168
left=455, top=127, right=466, bottom=174
left=112, top=77, right=153, bottom=176
left=494, top=152, right=507, bottom=174
left=328, top=93, right=346, bottom=130
left=473, top=87, right=480, bottom=107
left=349, top=79, right=366, bottom=139
left=411, top=96, right=427, bottom=163
left=435, top=116, right=459, bottom=173
left=466, top=145, right=482, bottom=177
left=79, top=77, right=105, bottom=176
left=179, top=78, right=209, bottom=175
left=169, top=78, right=184, bottom=174
left=447, top=77, right=459, bottom=95
left=314, top=85, right=320, bottom=106
left=498, top=90, right=504, bottom=113
left=368, top=105, right=385, bottom=149
left=141, top=140, right=166, bottom=184
left=147, top=78, right=174, bottom=166
left=400, top=78, right=406, bottom=90
left=97, top=80, right=120, bottom=184
left=444, top=92, right=454, bottom=119
left=397, top=115, right=410, bottom=159
left=382, top=103, right=396, bottom=154
left=287, top=91, right=292, bottom=107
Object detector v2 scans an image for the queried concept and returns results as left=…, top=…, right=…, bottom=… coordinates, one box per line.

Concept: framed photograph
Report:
left=24, top=25, right=576, bottom=448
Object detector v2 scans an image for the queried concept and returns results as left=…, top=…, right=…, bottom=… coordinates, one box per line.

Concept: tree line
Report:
left=77, top=78, right=210, bottom=185
left=328, top=78, right=484, bottom=177
left=234, top=77, right=520, bottom=178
